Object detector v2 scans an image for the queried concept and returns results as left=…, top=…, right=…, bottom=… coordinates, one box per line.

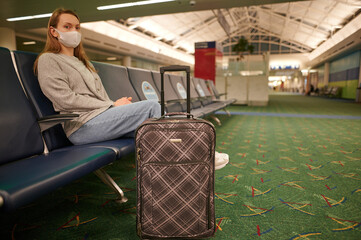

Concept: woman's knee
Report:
left=144, top=100, right=161, bottom=117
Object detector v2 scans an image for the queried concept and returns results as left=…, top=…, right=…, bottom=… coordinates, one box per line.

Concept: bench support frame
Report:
left=210, top=115, right=221, bottom=126
left=94, top=168, right=128, bottom=203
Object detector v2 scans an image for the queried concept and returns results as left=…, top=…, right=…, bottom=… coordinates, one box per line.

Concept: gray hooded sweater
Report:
left=38, top=53, right=113, bottom=137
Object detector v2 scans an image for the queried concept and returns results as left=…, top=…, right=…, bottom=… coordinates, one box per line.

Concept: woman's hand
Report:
left=114, top=97, right=132, bottom=107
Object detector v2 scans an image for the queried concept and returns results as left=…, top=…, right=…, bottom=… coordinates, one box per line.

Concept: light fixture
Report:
left=240, top=71, right=263, bottom=76
left=129, top=25, right=138, bottom=30
left=23, top=41, right=36, bottom=45
left=81, top=21, right=194, bottom=65
left=97, top=0, right=176, bottom=10
left=332, top=25, right=343, bottom=29
left=268, top=76, right=282, bottom=81
left=107, top=57, right=117, bottom=61
left=151, top=46, right=161, bottom=53
left=7, top=13, right=52, bottom=22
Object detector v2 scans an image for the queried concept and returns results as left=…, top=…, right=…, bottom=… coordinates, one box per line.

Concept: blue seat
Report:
left=92, top=62, right=140, bottom=102
left=187, top=77, right=213, bottom=106
left=186, top=77, right=235, bottom=124
left=193, top=78, right=228, bottom=108
left=0, top=147, right=115, bottom=212
left=12, top=51, right=73, bottom=151
left=127, top=67, right=183, bottom=113
left=168, top=74, right=202, bottom=110
left=150, top=71, right=188, bottom=113
left=193, top=77, right=214, bottom=104
left=151, top=71, right=232, bottom=118
left=0, top=47, right=117, bottom=212
left=205, top=79, right=236, bottom=105
left=127, top=67, right=160, bottom=101
left=191, top=76, right=213, bottom=106
left=13, top=51, right=134, bottom=158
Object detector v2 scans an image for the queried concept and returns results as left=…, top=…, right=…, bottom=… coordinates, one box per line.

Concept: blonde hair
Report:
left=34, top=8, right=95, bottom=74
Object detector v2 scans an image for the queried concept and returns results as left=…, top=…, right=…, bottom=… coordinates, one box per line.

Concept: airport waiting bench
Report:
left=0, top=47, right=234, bottom=212
left=151, top=71, right=235, bottom=121
left=0, top=47, right=132, bottom=212
left=311, top=86, right=342, bottom=98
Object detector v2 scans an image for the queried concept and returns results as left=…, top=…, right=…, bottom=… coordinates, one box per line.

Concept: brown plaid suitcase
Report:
left=135, top=65, right=216, bottom=239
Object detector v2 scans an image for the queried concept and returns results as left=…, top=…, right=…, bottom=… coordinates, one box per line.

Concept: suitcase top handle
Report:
left=160, top=65, right=190, bottom=74
left=160, top=65, right=191, bottom=118
left=164, top=112, right=194, bottom=118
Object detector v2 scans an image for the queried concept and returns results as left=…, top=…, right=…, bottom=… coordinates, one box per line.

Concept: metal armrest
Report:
left=214, top=93, right=226, bottom=99
left=37, top=114, right=79, bottom=132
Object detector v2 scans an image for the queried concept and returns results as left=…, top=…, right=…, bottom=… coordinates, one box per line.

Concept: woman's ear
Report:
left=50, top=27, right=58, bottom=38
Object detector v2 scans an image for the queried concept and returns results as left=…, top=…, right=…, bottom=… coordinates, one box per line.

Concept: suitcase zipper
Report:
left=138, top=118, right=215, bottom=131
left=137, top=148, right=141, bottom=162
left=207, top=187, right=211, bottom=229
left=137, top=223, right=142, bottom=237
left=136, top=147, right=142, bottom=238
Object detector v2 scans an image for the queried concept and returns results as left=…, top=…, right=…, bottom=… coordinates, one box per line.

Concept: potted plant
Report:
left=232, top=37, right=254, bottom=60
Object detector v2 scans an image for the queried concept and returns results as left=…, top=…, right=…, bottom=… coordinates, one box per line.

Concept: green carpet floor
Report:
left=227, top=94, right=361, bottom=116
left=1, top=95, right=361, bottom=239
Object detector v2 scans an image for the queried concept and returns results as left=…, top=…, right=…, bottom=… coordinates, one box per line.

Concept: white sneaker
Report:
left=215, top=151, right=229, bottom=170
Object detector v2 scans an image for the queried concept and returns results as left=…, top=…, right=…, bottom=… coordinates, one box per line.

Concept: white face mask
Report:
left=54, top=28, right=81, bottom=48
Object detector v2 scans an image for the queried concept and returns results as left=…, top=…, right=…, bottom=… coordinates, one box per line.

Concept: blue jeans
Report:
left=69, top=100, right=161, bottom=145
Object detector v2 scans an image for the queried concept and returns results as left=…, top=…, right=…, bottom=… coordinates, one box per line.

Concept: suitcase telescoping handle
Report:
left=160, top=65, right=191, bottom=118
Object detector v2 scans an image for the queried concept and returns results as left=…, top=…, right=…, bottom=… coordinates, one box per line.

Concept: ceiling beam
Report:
left=303, top=1, right=338, bottom=47
left=221, top=25, right=313, bottom=53
left=290, top=1, right=312, bottom=45
left=253, top=5, right=325, bottom=50
left=212, top=9, right=230, bottom=36
left=171, top=14, right=218, bottom=45
left=222, top=38, right=308, bottom=54
left=279, top=2, right=292, bottom=53
left=254, top=26, right=313, bottom=51
left=218, top=24, right=251, bottom=42
left=257, top=5, right=330, bottom=35
left=333, top=0, right=361, bottom=7
left=0, top=0, right=309, bottom=30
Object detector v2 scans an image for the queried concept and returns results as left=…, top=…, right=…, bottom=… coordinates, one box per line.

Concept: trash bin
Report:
left=356, top=87, right=361, bottom=103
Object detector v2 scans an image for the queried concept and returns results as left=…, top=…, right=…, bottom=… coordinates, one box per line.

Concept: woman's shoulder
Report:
left=38, top=52, right=61, bottom=65
left=39, top=52, right=59, bottom=61
left=37, top=53, right=65, bottom=72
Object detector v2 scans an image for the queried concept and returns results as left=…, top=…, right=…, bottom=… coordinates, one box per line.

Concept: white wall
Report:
left=216, top=53, right=270, bottom=106
left=216, top=75, right=268, bottom=105
left=248, top=75, right=269, bottom=106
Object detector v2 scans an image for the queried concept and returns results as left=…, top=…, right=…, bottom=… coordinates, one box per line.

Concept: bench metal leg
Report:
left=94, top=169, right=128, bottom=203
left=223, top=108, right=231, bottom=117
left=210, top=115, right=222, bottom=126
